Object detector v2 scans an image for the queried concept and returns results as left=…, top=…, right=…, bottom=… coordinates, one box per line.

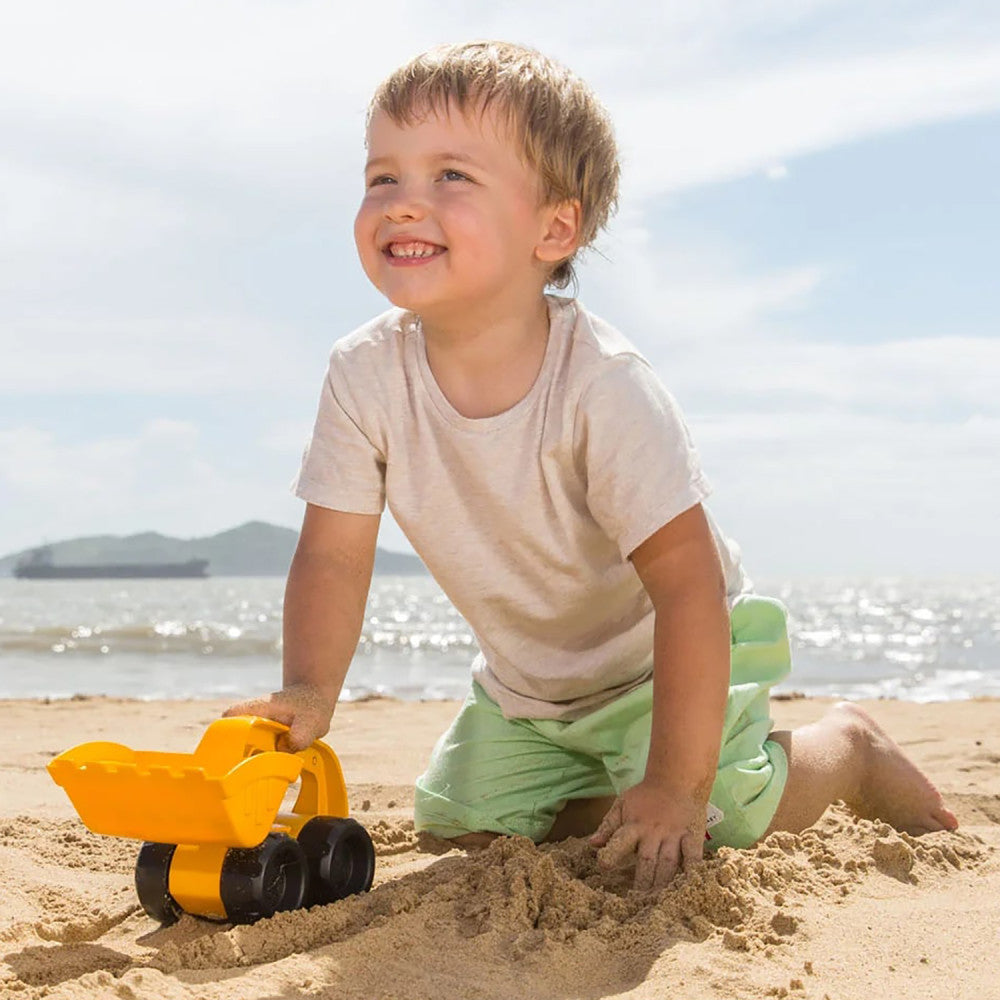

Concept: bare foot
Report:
left=836, top=702, right=959, bottom=835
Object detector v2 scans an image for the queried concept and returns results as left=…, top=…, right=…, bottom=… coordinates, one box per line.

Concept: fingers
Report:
left=596, top=826, right=705, bottom=891
left=602, top=830, right=688, bottom=890
left=221, top=699, right=262, bottom=718
left=589, top=799, right=624, bottom=848
left=587, top=785, right=709, bottom=890
left=229, top=701, right=296, bottom=727
left=634, top=845, right=659, bottom=891
left=652, top=838, right=682, bottom=890
left=597, top=824, right=641, bottom=870
left=679, top=830, right=705, bottom=873
left=636, top=835, right=696, bottom=890
left=223, top=696, right=289, bottom=721
left=222, top=686, right=332, bottom=753
left=288, top=714, right=323, bottom=751
left=223, top=705, right=315, bottom=752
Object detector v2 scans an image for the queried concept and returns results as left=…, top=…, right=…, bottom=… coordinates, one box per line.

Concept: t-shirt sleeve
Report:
left=292, top=361, right=387, bottom=515
left=577, top=355, right=711, bottom=559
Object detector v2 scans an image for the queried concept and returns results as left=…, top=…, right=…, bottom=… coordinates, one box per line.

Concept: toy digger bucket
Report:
left=47, top=715, right=349, bottom=848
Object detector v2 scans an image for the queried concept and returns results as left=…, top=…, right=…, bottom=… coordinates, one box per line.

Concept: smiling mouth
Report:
left=383, top=240, right=446, bottom=260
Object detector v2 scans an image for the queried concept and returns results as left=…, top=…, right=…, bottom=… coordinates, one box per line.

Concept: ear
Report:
left=535, top=199, right=582, bottom=264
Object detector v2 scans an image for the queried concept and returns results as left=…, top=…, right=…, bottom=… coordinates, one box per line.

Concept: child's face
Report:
left=355, top=102, right=556, bottom=322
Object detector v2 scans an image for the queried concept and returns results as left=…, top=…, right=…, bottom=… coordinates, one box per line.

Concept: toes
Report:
left=933, top=806, right=959, bottom=831
left=905, top=807, right=958, bottom=836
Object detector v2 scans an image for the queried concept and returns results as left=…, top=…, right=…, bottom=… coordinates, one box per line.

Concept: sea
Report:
left=0, top=575, right=997, bottom=703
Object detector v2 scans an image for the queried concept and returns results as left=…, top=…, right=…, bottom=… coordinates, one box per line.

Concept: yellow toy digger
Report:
left=47, top=715, right=375, bottom=925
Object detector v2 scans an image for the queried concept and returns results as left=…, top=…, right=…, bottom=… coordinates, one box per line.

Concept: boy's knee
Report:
left=827, top=701, right=876, bottom=743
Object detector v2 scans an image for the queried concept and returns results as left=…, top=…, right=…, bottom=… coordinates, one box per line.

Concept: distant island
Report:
left=0, top=521, right=427, bottom=578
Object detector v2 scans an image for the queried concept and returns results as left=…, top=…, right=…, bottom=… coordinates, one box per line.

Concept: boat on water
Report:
left=13, top=547, right=210, bottom=580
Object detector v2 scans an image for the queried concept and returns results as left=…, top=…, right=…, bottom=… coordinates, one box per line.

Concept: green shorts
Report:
left=414, top=594, right=791, bottom=850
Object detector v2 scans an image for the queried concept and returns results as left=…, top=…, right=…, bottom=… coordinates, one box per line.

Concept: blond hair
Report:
left=367, top=41, right=619, bottom=289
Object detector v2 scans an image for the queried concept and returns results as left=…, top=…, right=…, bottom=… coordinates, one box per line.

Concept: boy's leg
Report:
left=764, top=702, right=958, bottom=837
left=544, top=794, right=616, bottom=841
left=452, top=795, right=617, bottom=847
left=544, top=594, right=795, bottom=850
left=415, top=682, right=615, bottom=844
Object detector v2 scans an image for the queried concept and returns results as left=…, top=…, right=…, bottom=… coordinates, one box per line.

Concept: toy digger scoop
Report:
left=48, top=715, right=375, bottom=925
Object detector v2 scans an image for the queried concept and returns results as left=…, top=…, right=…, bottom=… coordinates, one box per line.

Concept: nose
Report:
left=382, top=182, right=428, bottom=223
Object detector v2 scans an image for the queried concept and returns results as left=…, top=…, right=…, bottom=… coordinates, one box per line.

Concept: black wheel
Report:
left=219, top=832, right=309, bottom=924
left=297, top=816, right=375, bottom=905
left=135, top=841, right=183, bottom=926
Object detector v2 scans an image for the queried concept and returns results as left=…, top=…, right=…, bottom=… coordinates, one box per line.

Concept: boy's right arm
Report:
left=224, top=502, right=380, bottom=751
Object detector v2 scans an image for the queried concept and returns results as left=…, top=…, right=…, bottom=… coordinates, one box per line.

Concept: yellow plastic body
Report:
left=48, top=716, right=350, bottom=848
left=170, top=844, right=230, bottom=919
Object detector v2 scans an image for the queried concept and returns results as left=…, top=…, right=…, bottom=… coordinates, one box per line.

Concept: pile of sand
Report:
left=1, top=696, right=997, bottom=999
left=1, top=806, right=991, bottom=999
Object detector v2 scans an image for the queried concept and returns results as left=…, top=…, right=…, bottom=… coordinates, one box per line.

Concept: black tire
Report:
left=297, top=816, right=375, bottom=905
left=135, top=841, right=183, bottom=926
left=219, top=832, right=310, bottom=924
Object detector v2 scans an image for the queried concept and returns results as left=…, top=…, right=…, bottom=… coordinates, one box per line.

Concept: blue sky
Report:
left=2, top=1, right=998, bottom=575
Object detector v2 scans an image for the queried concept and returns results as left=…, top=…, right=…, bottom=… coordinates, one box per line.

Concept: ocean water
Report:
left=0, top=575, right=997, bottom=703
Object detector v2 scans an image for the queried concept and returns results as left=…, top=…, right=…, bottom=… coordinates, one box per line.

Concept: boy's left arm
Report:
left=589, top=502, right=731, bottom=891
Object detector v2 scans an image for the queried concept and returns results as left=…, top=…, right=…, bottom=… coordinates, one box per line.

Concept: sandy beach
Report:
left=1, top=694, right=997, bottom=999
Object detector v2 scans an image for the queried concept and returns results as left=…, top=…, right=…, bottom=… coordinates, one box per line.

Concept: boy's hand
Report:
left=222, top=683, right=335, bottom=752
left=589, top=779, right=707, bottom=890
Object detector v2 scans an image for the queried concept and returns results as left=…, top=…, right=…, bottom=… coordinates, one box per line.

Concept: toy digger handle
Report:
left=233, top=716, right=350, bottom=821
left=233, top=716, right=298, bottom=756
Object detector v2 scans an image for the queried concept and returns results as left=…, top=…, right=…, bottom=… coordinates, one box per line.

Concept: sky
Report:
left=1, top=0, right=998, bottom=576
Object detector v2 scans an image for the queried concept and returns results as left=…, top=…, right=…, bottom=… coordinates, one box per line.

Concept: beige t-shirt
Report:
left=295, top=296, right=747, bottom=720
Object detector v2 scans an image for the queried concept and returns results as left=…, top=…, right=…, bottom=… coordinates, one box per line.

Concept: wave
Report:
left=1, top=576, right=996, bottom=702
left=0, top=623, right=478, bottom=660
left=0, top=623, right=281, bottom=658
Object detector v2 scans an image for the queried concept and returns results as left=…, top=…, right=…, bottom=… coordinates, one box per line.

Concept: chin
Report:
left=379, top=288, right=436, bottom=314
left=376, top=282, right=465, bottom=318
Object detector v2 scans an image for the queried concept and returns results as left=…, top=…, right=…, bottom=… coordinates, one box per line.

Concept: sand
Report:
left=1, top=695, right=997, bottom=999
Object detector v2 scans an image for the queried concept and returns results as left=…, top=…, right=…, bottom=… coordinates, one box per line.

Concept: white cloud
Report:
left=612, top=43, right=1000, bottom=201
left=0, top=421, right=201, bottom=496
left=585, top=221, right=828, bottom=346
left=784, top=337, right=1000, bottom=415
left=258, top=421, right=314, bottom=456
left=0, top=160, right=190, bottom=254
left=2, top=3, right=996, bottom=386
left=0, top=421, right=301, bottom=553
left=582, top=221, right=1000, bottom=419
left=695, top=410, right=1000, bottom=575
left=2, top=4, right=997, bottom=232
left=0, top=1, right=440, bottom=197
left=2, top=314, right=317, bottom=394
left=0, top=419, right=412, bottom=558
left=1, top=1, right=997, bottom=570
left=576, top=222, right=999, bottom=574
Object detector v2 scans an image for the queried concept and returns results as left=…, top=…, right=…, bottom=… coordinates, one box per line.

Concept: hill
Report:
left=0, top=521, right=426, bottom=578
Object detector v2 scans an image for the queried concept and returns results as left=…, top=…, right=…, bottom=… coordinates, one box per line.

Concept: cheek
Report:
left=353, top=199, right=374, bottom=248
left=444, top=203, right=518, bottom=259
left=353, top=201, right=382, bottom=271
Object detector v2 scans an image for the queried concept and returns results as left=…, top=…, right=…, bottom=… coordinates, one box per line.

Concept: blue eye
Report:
left=367, top=175, right=396, bottom=187
left=441, top=169, right=469, bottom=182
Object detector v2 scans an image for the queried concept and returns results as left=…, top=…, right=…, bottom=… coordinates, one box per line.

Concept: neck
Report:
left=420, top=296, right=552, bottom=419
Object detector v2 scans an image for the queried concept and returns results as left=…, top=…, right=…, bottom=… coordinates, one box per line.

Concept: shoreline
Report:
left=2, top=695, right=997, bottom=998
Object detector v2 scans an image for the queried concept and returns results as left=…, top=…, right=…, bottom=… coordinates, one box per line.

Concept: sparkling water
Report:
left=1, top=575, right=997, bottom=702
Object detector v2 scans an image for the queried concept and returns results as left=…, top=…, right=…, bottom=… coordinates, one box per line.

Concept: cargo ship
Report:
left=13, top=547, right=210, bottom=580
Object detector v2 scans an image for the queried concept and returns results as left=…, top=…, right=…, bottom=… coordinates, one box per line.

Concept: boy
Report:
left=228, top=41, right=957, bottom=890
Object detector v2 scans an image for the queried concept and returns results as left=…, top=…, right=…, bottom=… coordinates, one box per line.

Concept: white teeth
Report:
left=388, top=243, right=440, bottom=258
